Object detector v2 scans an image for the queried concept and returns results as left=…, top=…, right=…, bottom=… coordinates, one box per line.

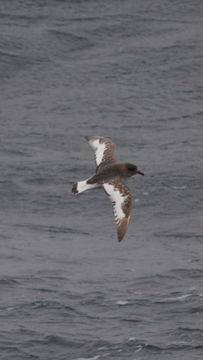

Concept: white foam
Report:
left=74, top=356, right=100, bottom=360
left=173, top=185, right=187, bottom=190
left=128, top=337, right=136, bottom=341
left=116, top=300, right=129, bottom=306
left=163, top=293, right=191, bottom=302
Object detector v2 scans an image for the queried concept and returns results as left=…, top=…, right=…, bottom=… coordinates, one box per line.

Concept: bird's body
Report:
left=72, top=136, right=144, bottom=242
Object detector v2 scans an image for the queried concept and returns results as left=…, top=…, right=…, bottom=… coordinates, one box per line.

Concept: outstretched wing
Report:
left=85, top=136, right=116, bottom=170
left=103, top=178, right=132, bottom=242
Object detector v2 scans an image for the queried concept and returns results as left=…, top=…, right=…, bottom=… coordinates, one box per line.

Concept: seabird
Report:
left=72, top=136, right=144, bottom=242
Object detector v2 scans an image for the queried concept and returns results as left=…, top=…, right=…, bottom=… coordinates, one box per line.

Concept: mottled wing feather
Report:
left=102, top=178, right=132, bottom=242
left=85, top=136, right=116, bottom=170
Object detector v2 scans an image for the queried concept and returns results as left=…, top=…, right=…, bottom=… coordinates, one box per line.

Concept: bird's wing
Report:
left=102, top=178, right=132, bottom=242
left=85, top=136, right=116, bottom=170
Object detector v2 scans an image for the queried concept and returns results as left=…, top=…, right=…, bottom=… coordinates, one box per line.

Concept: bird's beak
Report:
left=137, top=169, right=144, bottom=176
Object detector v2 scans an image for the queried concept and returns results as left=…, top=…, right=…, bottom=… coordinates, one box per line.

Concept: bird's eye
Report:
left=128, top=166, right=137, bottom=172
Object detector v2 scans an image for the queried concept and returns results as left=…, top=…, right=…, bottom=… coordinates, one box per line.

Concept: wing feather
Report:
left=85, top=136, right=116, bottom=170
left=103, top=178, right=132, bottom=242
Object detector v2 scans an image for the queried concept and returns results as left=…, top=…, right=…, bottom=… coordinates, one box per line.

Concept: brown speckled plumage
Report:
left=72, top=136, right=144, bottom=242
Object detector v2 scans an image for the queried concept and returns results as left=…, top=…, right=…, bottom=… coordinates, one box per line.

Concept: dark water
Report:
left=0, top=0, right=203, bottom=359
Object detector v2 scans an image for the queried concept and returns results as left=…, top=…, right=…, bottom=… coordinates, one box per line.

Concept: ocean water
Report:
left=0, top=0, right=203, bottom=359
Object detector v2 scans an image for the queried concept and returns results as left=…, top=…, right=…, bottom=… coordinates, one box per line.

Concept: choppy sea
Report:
left=0, top=1, right=203, bottom=359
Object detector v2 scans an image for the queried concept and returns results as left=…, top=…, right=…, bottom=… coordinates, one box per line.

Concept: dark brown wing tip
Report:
left=84, top=136, right=91, bottom=141
left=72, top=183, right=78, bottom=194
left=118, top=234, right=124, bottom=242
left=117, top=218, right=129, bottom=242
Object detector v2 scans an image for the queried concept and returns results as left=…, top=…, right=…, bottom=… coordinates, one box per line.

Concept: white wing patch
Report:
left=88, top=139, right=106, bottom=166
left=103, top=183, right=127, bottom=222
left=103, top=180, right=132, bottom=241
left=85, top=136, right=116, bottom=169
left=76, top=179, right=100, bottom=194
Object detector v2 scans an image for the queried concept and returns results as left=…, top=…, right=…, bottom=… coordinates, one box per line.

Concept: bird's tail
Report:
left=72, top=179, right=99, bottom=194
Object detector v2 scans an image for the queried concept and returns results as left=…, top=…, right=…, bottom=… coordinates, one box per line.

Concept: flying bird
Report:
left=72, top=136, right=144, bottom=242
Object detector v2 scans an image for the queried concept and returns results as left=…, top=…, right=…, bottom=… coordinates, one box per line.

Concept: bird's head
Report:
left=126, top=163, right=144, bottom=177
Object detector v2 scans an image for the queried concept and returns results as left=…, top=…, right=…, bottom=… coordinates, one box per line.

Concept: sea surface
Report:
left=0, top=1, right=203, bottom=359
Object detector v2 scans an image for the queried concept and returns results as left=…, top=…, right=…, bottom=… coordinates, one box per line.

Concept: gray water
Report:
left=0, top=1, right=203, bottom=359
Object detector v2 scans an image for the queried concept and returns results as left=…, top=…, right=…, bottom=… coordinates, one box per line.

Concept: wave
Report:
left=170, top=268, right=203, bottom=279
left=156, top=231, right=203, bottom=239
left=157, top=293, right=193, bottom=303
left=0, top=277, right=19, bottom=285
left=15, top=223, right=89, bottom=236
left=46, top=29, right=93, bottom=53
left=44, top=335, right=83, bottom=348
left=74, top=356, right=100, bottom=360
